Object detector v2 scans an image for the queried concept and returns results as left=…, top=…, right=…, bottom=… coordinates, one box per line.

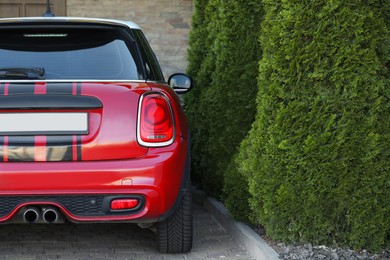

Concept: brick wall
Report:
left=67, top=0, right=193, bottom=79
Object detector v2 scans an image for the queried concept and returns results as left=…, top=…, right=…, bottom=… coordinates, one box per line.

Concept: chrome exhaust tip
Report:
left=42, top=208, right=59, bottom=223
left=23, top=207, right=40, bottom=223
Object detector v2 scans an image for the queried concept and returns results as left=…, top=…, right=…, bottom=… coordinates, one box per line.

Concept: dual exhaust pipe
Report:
left=22, top=207, right=60, bottom=224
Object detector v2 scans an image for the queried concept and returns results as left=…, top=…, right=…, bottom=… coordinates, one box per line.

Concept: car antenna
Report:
left=43, top=0, right=55, bottom=17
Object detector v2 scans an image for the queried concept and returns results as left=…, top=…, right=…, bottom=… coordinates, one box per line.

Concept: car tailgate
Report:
left=0, top=82, right=149, bottom=162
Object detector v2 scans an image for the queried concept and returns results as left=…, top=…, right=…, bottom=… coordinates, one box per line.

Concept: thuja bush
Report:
left=223, top=156, right=252, bottom=222
left=238, top=0, right=389, bottom=251
left=199, top=0, right=262, bottom=201
left=186, top=0, right=263, bottom=198
left=186, top=0, right=210, bottom=79
left=185, top=0, right=220, bottom=185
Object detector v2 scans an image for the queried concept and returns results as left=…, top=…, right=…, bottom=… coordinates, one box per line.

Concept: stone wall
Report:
left=67, top=0, right=193, bottom=79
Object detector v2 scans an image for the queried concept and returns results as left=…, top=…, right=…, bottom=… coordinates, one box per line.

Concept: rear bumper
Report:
left=0, top=137, right=189, bottom=223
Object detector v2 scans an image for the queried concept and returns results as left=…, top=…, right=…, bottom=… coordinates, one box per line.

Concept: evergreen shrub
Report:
left=238, top=0, right=389, bottom=251
left=223, top=156, right=252, bottom=222
left=186, top=0, right=263, bottom=199
left=185, top=0, right=220, bottom=187
left=204, top=0, right=262, bottom=199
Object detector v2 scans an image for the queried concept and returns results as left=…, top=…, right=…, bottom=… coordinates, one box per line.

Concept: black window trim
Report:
left=131, top=29, right=165, bottom=83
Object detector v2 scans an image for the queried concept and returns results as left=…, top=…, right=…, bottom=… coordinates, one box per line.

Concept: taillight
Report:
left=137, top=93, right=175, bottom=147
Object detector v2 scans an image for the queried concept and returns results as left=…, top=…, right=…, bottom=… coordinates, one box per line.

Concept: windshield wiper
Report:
left=0, top=67, right=46, bottom=80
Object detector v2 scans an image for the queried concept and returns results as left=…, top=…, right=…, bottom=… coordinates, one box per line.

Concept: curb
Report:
left=193, top=188, right=280, bottom=260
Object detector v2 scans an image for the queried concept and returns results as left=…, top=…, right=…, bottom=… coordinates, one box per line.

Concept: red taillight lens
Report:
left=138, top=93, right=174, bottom=146
left=111, top=199, right=139, bottom=210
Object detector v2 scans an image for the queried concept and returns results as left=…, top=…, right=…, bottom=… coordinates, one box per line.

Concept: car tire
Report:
left=156, top=178, right=193, bottom=253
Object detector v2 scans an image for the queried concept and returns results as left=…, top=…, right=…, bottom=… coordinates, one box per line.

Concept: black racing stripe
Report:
left=46, top=136, right=73, bottom=161
left=76, top=82, right=82, bottom=95
left=76, top=136, right=82, bottom=161
left=7, top=136, right=35, bottom=146
left=0, top=136, right=4, bottom=161
left=7, top=136, right=35, bottom=162
left=8, top=83, right=35, bottom=95
left=46, top=83, right=73, bottom=95
left=0, top=83, right=4, bottom=95
left=75, top=83, right=82, bottom=161
left=76, top=85, right=82, bottom=161
left=45, top=136, right=74, bottom=146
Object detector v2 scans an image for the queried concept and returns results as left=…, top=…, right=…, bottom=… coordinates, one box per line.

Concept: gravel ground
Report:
left=267, top=239, right=390, bottom=260
left=249, top=224, right=389, bottom=259
left=194, top=186, right=389, bottom=260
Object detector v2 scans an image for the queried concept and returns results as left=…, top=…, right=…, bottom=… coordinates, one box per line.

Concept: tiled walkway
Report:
left=0, top=203, right=253, bottom=260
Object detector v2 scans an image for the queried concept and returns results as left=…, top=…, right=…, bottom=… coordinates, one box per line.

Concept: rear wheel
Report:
left=156, top=179, right=193, bottom=253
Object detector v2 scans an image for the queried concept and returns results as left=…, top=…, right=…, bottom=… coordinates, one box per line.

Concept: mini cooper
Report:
left=0, top=16, right=193, bottom=253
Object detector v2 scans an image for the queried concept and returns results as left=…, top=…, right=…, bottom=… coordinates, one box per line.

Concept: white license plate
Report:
left=0, top=113, right=88, bottom=135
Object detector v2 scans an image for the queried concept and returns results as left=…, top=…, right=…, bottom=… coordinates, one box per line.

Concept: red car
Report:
left=0, top=16, right=193, bottom=253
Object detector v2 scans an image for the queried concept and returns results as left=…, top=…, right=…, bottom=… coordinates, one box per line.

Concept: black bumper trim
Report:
left=0, top=194, right=145, bottom=218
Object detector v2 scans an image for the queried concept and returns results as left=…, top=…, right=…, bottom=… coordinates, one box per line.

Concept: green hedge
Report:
left=185, top=0, right=220, bottom=187
left=223, top=156, right=252, bottom=222
left=186, top=0, right=263, bottom=198
left=205, top=0, right=262, bottom=199
left=238, top=0, right=389, bottom=251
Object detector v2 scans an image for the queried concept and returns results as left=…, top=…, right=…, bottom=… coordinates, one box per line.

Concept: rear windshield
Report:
left=0, top=26, right=143, bottom=80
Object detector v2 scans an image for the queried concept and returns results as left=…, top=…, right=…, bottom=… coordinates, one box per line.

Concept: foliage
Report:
left=185, top=0, right=220, bottom=186
left=223, top=156, right=252, bottom=222
left=186, top=0, right=263, bottom=199
left=238, top=0, right=390, bottom=251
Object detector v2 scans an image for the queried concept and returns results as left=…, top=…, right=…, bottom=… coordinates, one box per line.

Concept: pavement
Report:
left=193, top=190, right=280, bottom=260
left=0, top=203, right=254, bottom=260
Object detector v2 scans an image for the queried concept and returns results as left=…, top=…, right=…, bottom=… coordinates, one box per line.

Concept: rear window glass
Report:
left=0, top=26, right=143, bottom=80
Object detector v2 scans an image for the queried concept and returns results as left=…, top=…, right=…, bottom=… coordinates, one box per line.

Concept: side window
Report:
left=132, top=29, right=165, bottom=82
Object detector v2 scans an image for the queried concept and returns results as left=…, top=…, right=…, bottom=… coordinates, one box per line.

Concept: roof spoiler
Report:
left=43, top=0, right=55, bottom=17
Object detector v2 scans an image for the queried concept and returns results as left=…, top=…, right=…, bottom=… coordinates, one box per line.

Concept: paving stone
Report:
left=0, top=204, right=253, bottom=259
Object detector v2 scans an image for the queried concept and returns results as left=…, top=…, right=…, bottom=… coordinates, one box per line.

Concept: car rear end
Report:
left=0, top=17, right=192, bottom=253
